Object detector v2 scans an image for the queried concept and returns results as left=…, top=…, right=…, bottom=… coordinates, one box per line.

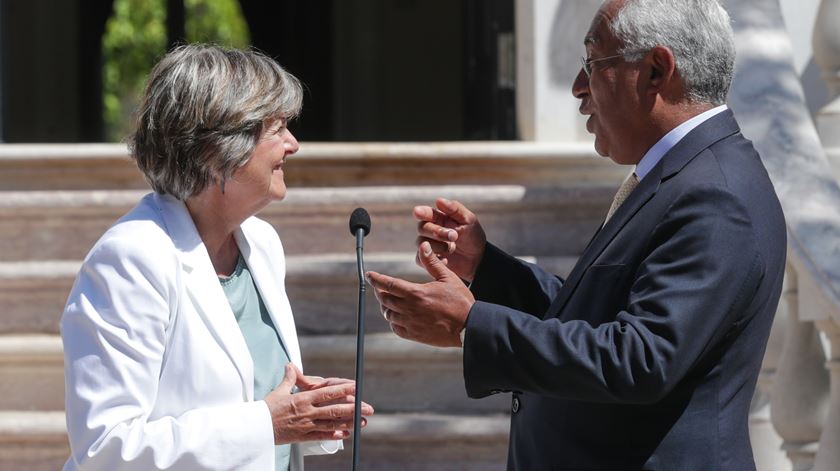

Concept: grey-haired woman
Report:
left=61, top=44, right=373, bottom=471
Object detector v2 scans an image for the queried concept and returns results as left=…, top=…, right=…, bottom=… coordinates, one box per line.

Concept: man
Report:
left=366, top=0, right=787, bottom=469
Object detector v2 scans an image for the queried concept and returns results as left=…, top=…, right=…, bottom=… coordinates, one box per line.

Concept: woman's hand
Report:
left=264, top=363, right=374, bottom=445
left=295, top=373, right=353, bottom=391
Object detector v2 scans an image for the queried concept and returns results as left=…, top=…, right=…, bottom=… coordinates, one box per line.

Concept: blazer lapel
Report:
left=544, top=171, right=659, bottom=318
left=235, top=224, right=303, bottom=369
left=544, top=110, right=742, bottom=318
left=154, top=193, right=255, bottom=400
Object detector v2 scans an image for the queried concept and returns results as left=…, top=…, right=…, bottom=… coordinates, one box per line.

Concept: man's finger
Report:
left=413, top=205, right=436, bottom=223
left=436, top=198, right=475, bottom=225
left=385, top=309, right=406, bottom=327
left=415, top=236, right=452, bottom=255
left=417, top=241, right=453, bottom=281
left=372, top=286, right=401, bottom=312
left=366, top=271, right=416, bottom=297
left=391, top=323, right=410, bottom=340
left=417, top=221, right=458, bottom=243
left=415, top=247, right=452, bottom=270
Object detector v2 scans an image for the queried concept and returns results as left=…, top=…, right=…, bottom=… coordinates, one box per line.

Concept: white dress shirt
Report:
left=635, top=105, right=728, bottom=180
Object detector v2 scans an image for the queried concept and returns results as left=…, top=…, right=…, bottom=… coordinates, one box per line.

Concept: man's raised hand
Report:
left=413, top=198, right=486, bottom=283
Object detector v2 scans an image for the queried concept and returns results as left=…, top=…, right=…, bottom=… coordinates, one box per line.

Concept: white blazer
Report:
left=61, top=193, right=340, bottom=470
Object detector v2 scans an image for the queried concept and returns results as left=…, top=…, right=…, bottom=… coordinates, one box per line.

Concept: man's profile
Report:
left=367, top=0, right=788, bottom=469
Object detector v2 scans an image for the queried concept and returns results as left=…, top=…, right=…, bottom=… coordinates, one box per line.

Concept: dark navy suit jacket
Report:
left=464, top=110, right=787, bottom=471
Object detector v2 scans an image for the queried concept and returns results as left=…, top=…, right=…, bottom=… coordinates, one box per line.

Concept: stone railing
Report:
left=813, top=0, right=840, bottom=181
left=732, top=0, right=840, bottom=470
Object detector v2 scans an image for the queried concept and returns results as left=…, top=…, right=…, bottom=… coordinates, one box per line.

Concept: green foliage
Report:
left=102, top=0, right=250, bottom=142
left=185, top=0, right=250, bottom=48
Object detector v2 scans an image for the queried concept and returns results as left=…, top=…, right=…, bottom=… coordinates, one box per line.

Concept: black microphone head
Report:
left=349, top=208, right=371, bottom=236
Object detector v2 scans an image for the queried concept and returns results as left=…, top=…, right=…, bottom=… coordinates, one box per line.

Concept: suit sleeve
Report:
left=470, top=243, right=564, bottom=317
left=61, top=236, right=275, bottom=470
left=463, top=186, right=764, bottom=403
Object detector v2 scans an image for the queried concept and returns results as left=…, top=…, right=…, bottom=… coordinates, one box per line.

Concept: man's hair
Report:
left=129, top=43, right=303, bottom=200
left=610, top=0, right=735, bottom=105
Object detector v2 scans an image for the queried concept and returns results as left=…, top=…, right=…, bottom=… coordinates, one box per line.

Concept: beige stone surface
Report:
left=0, top=142, right=622, bottom=191
left=0, top=254, right=576, bottom=336
left=0, top=185, right=612, bottom=262
left=0, top=333, right=516, bottom=414
left=0, top=411, right=507, bottom=471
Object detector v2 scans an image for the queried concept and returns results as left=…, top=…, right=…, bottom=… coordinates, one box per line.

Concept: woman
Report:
left=60, top=44, right=372, bottom=470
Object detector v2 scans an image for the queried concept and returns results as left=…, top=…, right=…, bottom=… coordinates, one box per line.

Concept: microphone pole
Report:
left=348, top=208, right=371, bottom=471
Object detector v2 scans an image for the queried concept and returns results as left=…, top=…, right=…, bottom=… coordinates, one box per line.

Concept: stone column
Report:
left=812, top=0, right=840, bottom=179
left=770, top=267, right=830, bottom=471
left=515, top=0, right=600, bottom=141
left=813, top=320, right=840, bottom=471
left=750, top=273, right=792, bottom=471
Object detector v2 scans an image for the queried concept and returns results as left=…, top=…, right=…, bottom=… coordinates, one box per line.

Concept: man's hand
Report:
left=414, top=198, right=487, bottom=283
left=367, top=241, right=475, bottom=348
left=264, top=363, right=374, bottom=445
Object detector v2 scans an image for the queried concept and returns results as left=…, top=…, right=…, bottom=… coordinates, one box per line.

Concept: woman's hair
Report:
left=610, top=0, right=736, bottom=105
left=129, top=43, right=303, bottom=200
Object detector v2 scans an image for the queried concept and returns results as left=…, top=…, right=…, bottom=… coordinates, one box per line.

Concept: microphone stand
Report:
left=352, top=226, right=366, bottom=471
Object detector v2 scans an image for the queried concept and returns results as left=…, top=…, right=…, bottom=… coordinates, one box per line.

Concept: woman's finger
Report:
left=274, top=363, right=297, bottom=394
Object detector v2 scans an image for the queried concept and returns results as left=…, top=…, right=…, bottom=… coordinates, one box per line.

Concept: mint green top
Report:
left=219, top=256, right=291, bottom=471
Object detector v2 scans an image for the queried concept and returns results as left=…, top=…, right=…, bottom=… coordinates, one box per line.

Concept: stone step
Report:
left=0, top=184, right=611, bottom=262
left=0, top=254, right=576, bottom=335
left=301, top=334, right=512, bottom=414
left=0, top=411, right=69, bottom=471
left=0, top=336, right=65, bottom=412
left=0, top=333, right=516, bottom=414
left=0, top=141, right=616, bottom=190
left=311, top=413, right=509, bottom=470
left=0, top=410, right=508, bottom=471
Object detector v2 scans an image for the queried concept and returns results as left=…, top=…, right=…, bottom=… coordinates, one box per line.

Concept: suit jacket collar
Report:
left=658, top=109, right=740, bottom=180
left=545, top=109, right=742, bottom=317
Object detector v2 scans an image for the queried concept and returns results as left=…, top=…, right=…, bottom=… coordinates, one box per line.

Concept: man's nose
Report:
left=572, top=68, right=589, bottom=100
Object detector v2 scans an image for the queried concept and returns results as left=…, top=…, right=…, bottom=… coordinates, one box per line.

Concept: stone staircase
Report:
left=0, top=142, right=622, bottom=470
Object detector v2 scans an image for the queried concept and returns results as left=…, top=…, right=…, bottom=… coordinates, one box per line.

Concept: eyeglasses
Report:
left=580, top=52, right=639, bottom=77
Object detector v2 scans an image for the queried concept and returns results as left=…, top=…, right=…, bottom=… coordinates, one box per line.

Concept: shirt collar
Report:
left=635, top=104, right=728, bottom=181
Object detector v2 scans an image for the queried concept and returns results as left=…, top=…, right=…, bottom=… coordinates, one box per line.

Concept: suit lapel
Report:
left=544, top=171, right=660, bottom=317
left=235, top=223, right=303, bottom=369
left=544, top=110, right=742, bottom=318
left=155, top=193, right=255, bottom=400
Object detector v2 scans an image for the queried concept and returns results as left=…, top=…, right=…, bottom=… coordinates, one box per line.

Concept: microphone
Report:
left=349, top=207, right=371, bottom=241
left=348, top=208, right=370, bottom=471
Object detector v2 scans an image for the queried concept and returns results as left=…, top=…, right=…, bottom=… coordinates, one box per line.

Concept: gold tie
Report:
left=605, top=172, right=639, bottom=223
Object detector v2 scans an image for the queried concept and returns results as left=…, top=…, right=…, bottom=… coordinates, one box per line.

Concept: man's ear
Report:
left=647, top=45, right=677, bottom=93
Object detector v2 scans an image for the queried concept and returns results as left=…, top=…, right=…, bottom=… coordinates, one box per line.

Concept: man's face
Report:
left=572, top=0, right=647, bottom=165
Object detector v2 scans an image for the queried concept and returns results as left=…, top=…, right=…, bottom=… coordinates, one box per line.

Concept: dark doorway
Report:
left=184, top=0, right=518, bottom=141
left=0, top=0, right=516, bottom=142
